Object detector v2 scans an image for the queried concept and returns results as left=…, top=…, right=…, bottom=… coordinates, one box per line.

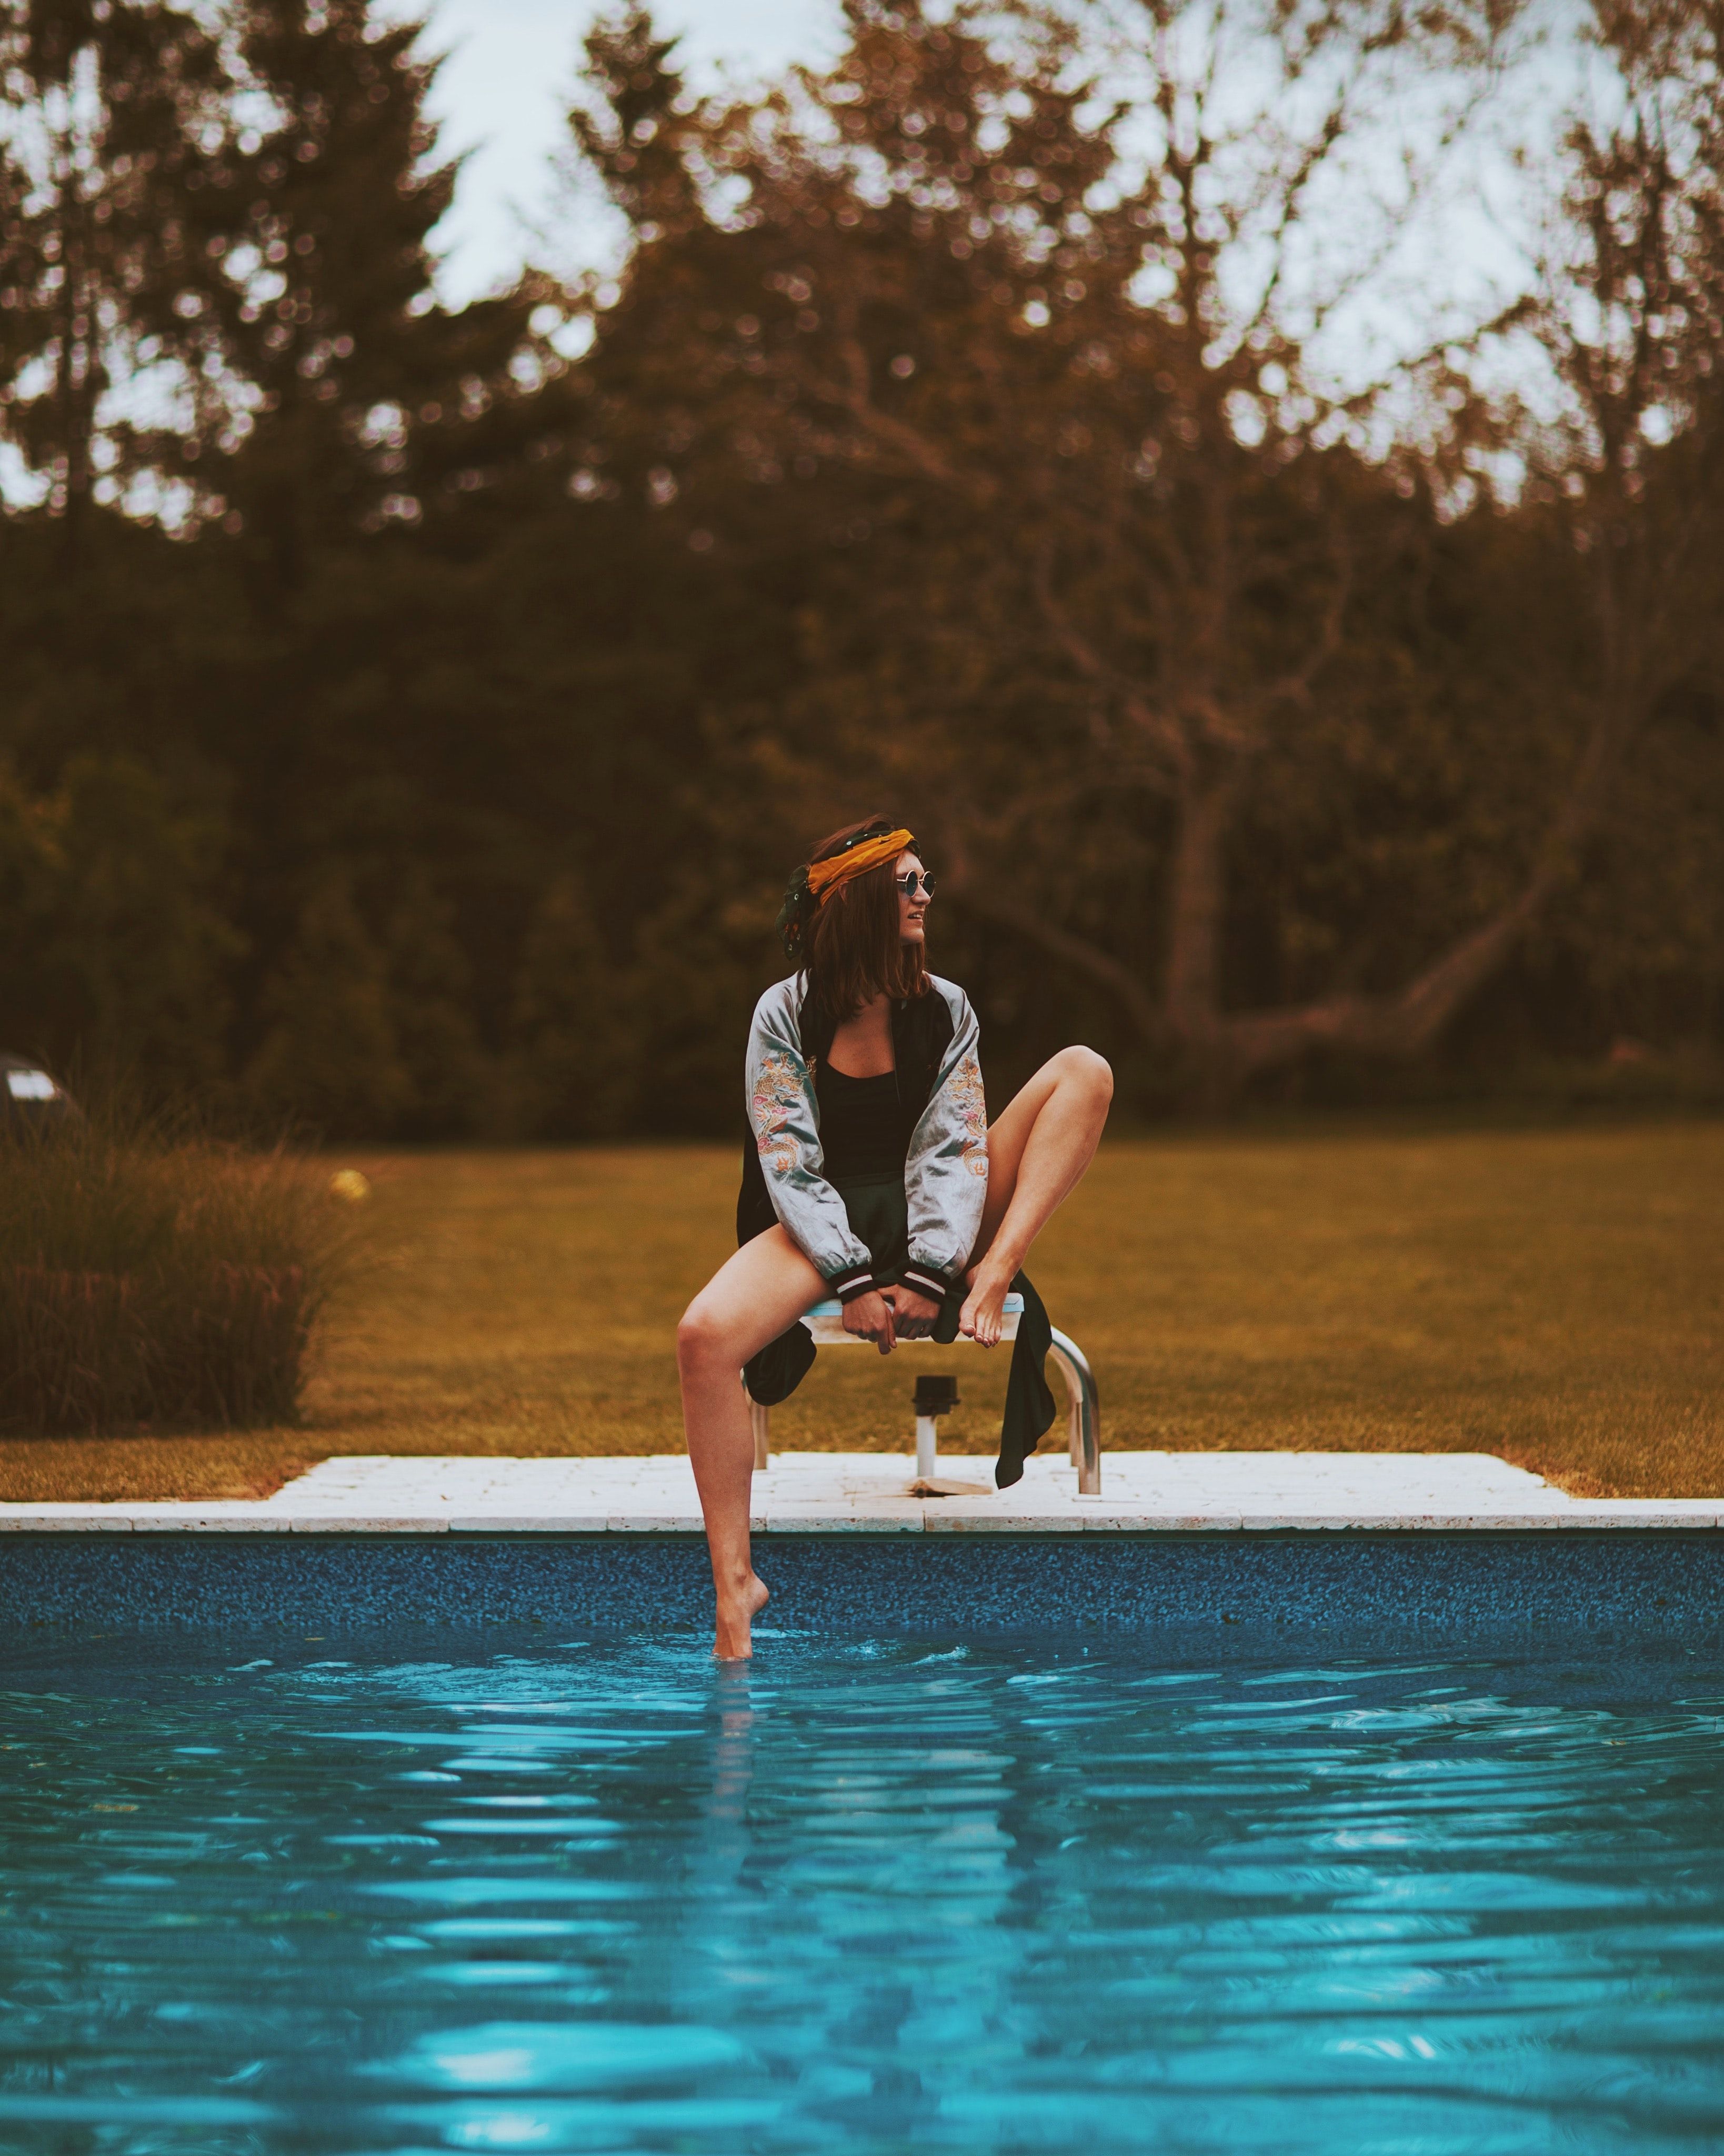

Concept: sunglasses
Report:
left=895, top=870, right=937, bottom=899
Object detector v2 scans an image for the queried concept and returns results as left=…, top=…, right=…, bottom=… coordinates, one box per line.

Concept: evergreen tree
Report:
left=176, top=1, right=588, bottom=1105
left=0, top=752, right=238, bottom=1089
left=0, top=757, right=67, bottom=1062
left=46, top=754, right=239, bottom=1089
left=0, top=0, right=236, bottom=554
left=383, top=869, right=488, bottom=1137
left=203, top=0, right=545, bottom=587
left=246, top=873, right=410, bottom=1135
left=506, top=873, right=635, bottom=1139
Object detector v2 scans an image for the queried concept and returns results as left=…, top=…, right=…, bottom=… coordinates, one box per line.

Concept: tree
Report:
left=568, top=0, right=1724, bottom=1103
left=246, top=872, right=410, bottom=1135
left=0, top=752, right=239, bottom=1089
left=383, top=867, right=488, bottom=1137
left=199, top=0, right=550, bottom=588
left=1459, top=0, right=1724, bottom=1050
left=164, top=1, right=588, bottom=1106
left=506, top=872, right=636, bottom=1137
left=0, top=0, right=236, bottom=552
left=3, top=0, right=1719, bottom=1135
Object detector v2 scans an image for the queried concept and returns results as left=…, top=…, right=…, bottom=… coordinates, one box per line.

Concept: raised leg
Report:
left=960, top=1045, right=1112, bottom=1348
left=677, top=1226, right=825, bottom=1658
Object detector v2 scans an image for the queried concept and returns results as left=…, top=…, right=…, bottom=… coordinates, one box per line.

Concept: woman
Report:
left=677, top=818, right=1112, bottom=1657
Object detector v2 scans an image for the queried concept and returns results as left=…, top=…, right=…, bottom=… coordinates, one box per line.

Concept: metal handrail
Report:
left=745, top=1299, right=1102, bottom=1494
left=1047, top=1328, right=1101, bottom=1496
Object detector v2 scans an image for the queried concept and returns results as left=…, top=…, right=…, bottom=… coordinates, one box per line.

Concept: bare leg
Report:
left=959, top=1046, right=1113, bottom=1347
left=678, top=1227, right=825, bottom=1658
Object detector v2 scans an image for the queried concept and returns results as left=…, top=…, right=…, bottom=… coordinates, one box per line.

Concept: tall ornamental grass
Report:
left=0, top=1112, right=350, bottom=1435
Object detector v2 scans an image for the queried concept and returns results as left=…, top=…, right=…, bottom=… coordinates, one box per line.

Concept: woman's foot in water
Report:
left=959, top=1260, right=1016, bottom=1349
left=714, top=1571, right=770, bottom=1660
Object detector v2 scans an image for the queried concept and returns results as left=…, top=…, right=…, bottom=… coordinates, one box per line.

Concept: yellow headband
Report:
left=805, top=827, right=914, bottom=906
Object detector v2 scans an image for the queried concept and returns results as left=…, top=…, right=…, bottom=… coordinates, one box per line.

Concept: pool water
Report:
left=3, top=1630, right=1723, bottom=2153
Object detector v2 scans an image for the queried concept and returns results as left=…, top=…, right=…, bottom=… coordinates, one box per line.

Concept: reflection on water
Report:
left=2, top=1629, right=1723, bottom=2152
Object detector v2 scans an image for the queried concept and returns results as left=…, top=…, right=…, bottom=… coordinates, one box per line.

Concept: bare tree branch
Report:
left=1246, top=514, right=1352, bottom=720
left=1031, top=543, right=1194, bottom=777
left=1221, top=684, right=1640, bottom=1073
left=945, top=858, right=1171, bottom=1048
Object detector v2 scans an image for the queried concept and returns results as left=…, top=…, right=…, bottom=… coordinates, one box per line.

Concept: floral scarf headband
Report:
left=776, top=823, right=916, bottom=961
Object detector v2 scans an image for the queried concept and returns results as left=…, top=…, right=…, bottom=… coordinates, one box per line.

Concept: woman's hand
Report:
left=843, top=1289, right=898, bottom=1354
left=891, top=1289, right=942, bottom=1341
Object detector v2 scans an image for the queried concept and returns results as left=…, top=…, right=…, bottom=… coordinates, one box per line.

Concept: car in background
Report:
left=1, top=1055, right=80, bottom=1134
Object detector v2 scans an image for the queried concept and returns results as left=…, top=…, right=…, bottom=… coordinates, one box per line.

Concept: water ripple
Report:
left=1, top=1632, right=1722, bottom=2151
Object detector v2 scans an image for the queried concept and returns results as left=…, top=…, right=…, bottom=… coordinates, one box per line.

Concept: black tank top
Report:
left=815, top=1063, right=913, bottom=1182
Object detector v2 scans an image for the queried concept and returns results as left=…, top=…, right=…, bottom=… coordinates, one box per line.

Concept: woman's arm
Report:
left=746, top=982, right=878, bottom=1304
left=901, top=986, right=989, bottom=1299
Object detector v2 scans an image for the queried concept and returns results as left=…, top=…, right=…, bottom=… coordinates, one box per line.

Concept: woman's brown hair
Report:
left=800, top=818, right=928, bottom=1031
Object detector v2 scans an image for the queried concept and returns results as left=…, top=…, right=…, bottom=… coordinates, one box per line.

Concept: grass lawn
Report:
left=4, top=1121, right=1721, bottom=1502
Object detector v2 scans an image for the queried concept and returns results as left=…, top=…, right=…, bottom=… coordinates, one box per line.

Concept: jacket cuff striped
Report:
left=827, top=1262, right=877, bottom=1304
left=900, top=1261, right=957, bottom=1303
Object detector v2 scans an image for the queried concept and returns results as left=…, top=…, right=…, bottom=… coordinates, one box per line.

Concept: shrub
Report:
left=0, top=1109, right=351, bottom=1435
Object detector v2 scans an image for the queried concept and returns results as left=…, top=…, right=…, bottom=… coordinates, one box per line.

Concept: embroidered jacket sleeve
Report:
left=900, top=984, right=988, bottom=1304
left=745, top=981, right=877, bottom=1302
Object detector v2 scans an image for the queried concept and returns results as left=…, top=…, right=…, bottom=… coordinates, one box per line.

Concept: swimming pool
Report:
left=4, top=1622, right=1723, bottom=2152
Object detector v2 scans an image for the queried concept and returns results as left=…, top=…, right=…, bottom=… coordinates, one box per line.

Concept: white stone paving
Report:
left=0, top=1449, right=1718, bottom=1533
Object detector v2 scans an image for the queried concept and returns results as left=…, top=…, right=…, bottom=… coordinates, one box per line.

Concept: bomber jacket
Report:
left=736, top=971, right=988, bottom=1305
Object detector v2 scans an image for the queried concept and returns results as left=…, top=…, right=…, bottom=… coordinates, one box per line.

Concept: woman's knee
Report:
left=1057, top=1044, right=1114, bottom=1102
left=677, top=1301, right=734, bottom=1376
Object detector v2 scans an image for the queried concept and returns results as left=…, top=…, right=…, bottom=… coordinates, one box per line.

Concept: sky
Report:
left=393, top=0, right=1577, bottom=417
left=394, top=0, right=849, bottom=301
